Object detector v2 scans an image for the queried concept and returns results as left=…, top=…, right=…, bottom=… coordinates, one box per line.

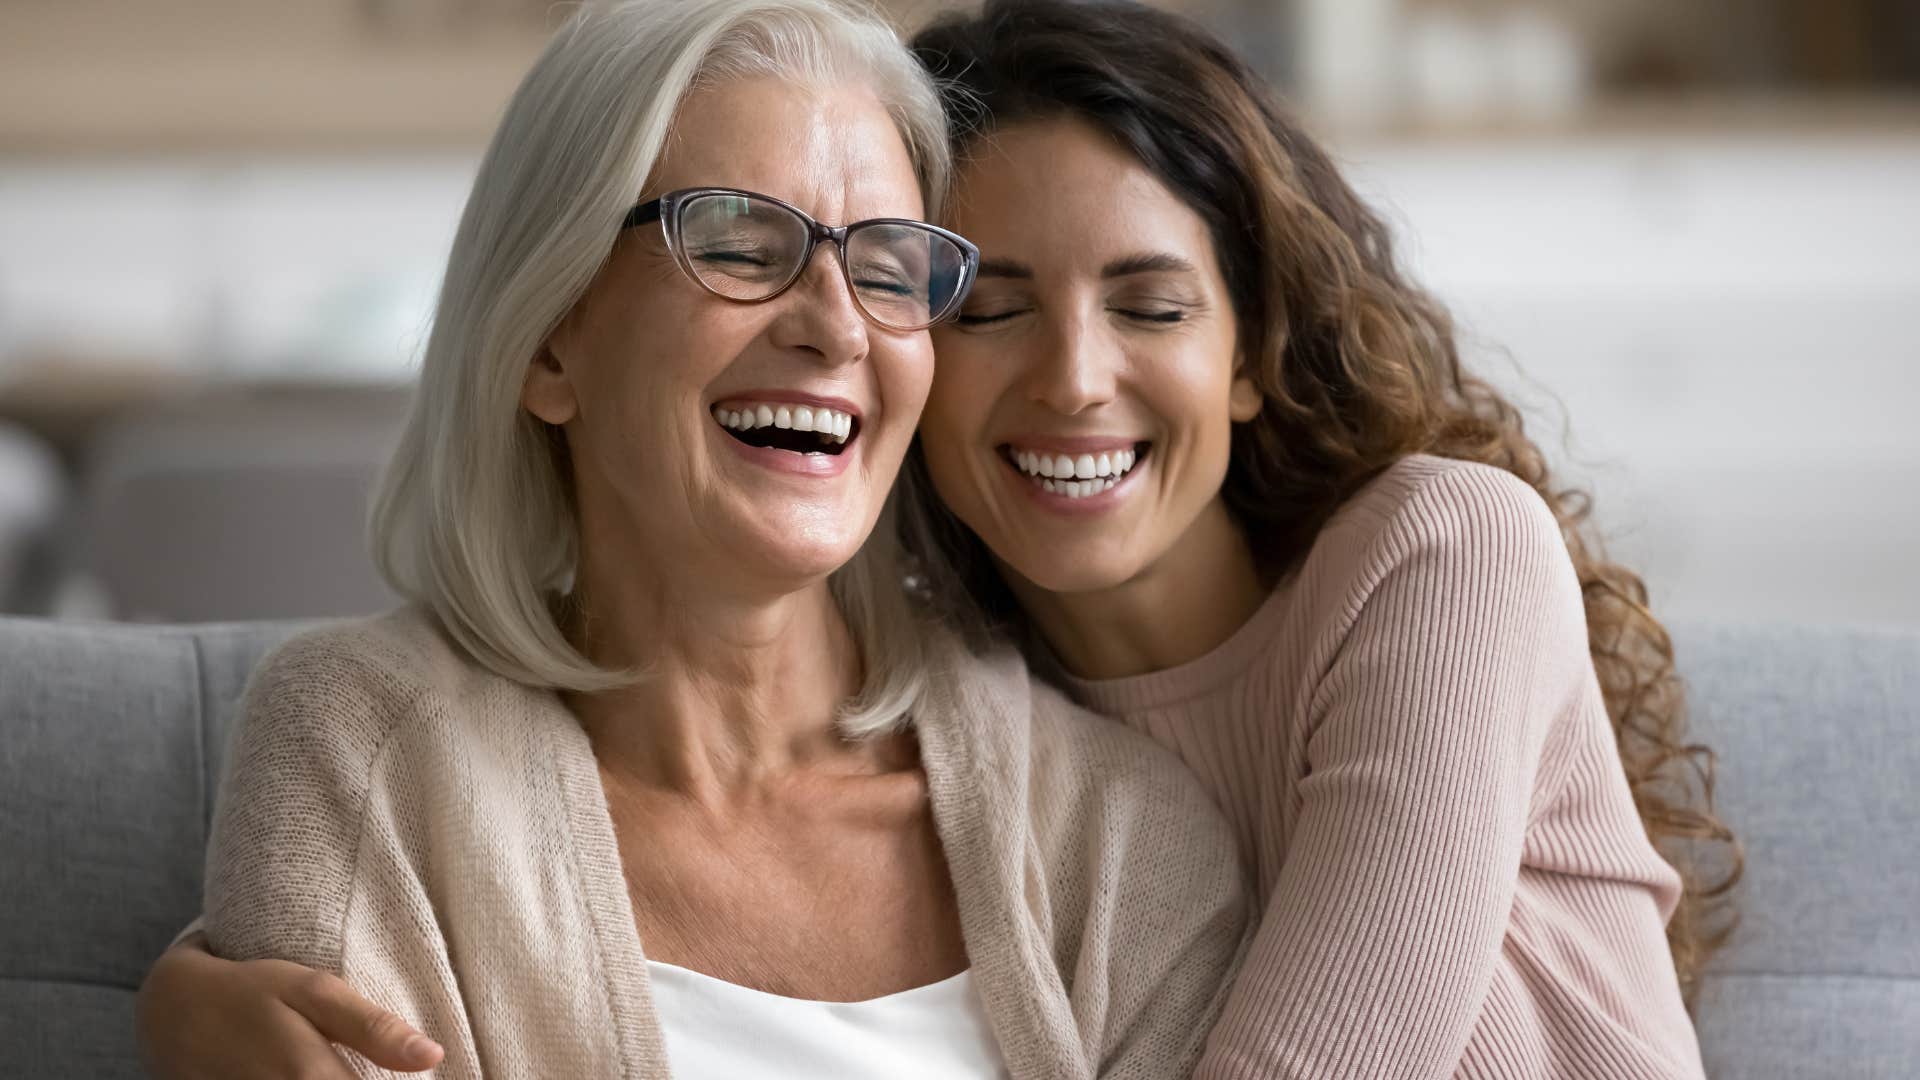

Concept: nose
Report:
left=765, top=242, right=870, bottom=367
left=1027, top=308, right=1119, bottom=415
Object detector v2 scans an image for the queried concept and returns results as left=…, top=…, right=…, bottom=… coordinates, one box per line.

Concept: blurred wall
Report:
left=1, top=0, right=1915, bottom=626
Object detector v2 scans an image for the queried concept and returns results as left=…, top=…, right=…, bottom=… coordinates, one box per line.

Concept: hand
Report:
left=137, top=933, right=444, bottom=1079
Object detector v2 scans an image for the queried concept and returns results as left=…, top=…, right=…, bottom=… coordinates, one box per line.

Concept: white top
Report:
left=646, top=960, right=1012, bottom=1080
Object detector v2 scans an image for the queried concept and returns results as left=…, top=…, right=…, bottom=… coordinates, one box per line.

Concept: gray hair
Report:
left=370, top=0, right=949, bottom=735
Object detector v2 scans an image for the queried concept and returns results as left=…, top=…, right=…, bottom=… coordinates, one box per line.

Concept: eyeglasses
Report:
left=622, top=187, right=979, bottom=332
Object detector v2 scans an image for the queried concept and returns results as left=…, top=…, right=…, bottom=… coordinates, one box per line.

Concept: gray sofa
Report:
left=2, top=617, right=1915, bottom=1078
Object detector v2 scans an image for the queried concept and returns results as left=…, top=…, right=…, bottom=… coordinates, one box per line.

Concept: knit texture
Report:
left=1051, top=455, right=1706, bottom=1080
left=201, top=607, right=1249, bottom=1079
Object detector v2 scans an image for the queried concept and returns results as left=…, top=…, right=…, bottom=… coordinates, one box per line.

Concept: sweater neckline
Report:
left=535, top=632, right=1082, bottom=1080
left=646, top=958, right=975, bottom=1006
left=1044, top=576, right=1295, bottom=717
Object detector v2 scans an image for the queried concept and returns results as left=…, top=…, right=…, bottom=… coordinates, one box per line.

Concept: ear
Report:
left=1228, top=352, right=1263, bottom=423
left=521, top=340, right=579, bottom=427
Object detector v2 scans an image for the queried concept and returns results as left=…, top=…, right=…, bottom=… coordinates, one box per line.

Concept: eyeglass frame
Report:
left=621, top=186, right=980, bottom=332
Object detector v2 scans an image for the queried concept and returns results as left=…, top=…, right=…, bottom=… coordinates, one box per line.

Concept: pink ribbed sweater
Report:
left=1050, top=455, right=1705, bottom=1079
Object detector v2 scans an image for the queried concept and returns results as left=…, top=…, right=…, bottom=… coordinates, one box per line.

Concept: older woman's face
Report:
left=526, top=77, right=933, bottom=594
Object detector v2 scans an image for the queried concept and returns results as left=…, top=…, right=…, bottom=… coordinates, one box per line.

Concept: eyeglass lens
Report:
left=676, top=193, right=968, bottom=329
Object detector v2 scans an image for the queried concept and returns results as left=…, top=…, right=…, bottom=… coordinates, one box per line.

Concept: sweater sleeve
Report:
left=1195, top=466, right=1584, bottom=1080
left=203, top=635, right=392, bottom=972
left=201, top=633, right=483, bottom=1079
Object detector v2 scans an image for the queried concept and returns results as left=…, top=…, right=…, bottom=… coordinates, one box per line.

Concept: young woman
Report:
left=140, top=0, right=1738, bottom=1076
left=899, top=1, right=1737, bottom=1076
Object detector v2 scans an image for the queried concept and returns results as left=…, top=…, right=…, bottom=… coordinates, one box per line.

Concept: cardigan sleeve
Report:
left=201, top=631, right=483, bottom=1079
left=1091, top=748, right=1254, bottom=1079
left=203, top=633, right=391, bottom=972
left=1194, top=465, right=1585, bottom=1080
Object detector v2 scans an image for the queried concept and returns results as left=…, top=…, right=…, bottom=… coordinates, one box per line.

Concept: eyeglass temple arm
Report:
left=622, top=200, right=664, bottom=231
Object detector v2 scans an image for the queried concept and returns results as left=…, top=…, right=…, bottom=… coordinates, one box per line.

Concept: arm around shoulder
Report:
left=1197, top=461, right=1590, bottom=1078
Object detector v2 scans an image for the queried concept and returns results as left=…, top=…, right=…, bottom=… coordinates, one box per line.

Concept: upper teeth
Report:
left=714, top=402, right=853, bottom=443
left=1010, top=446, right=1138, bottom=481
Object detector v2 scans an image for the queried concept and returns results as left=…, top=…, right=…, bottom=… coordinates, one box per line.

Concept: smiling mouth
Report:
left=1000, top=442, right=1151, bottom=498
left=712, top=402, right=860, bottom=457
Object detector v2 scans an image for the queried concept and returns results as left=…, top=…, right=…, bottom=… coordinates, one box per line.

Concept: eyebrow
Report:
left=976, top=257, right=1034, bottom=280
left=974, top=252, right=1198, bottom=280
left=1102, top=252, right=1197, bottom=278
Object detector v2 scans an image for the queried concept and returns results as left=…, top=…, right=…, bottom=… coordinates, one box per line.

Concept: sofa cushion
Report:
left=0, top=618, right=305, bottom=1079
left=1675, top=621, right=1920, bottom=1079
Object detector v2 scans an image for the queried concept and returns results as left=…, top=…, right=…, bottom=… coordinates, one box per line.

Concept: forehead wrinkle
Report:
left=651, top=77, right=919, bottom=223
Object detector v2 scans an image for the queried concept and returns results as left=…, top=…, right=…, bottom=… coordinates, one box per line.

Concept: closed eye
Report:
left=954, top=308, right=1029, bottom=327
left=1118, top=309, right=1187, bottom=324
left=854, top=275, right=919, bottom=298
left=693, top=248, right=775, bottom=268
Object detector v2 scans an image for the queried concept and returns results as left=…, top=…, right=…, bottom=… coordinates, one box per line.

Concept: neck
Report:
left=1006, top=499, right=1268, bottom=681
left=560, top=556, right=880, bottom=803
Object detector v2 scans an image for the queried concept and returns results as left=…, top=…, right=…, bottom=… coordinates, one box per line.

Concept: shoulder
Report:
left=1331, top=454, right=1561, bottom=559
left=928, top=629, right=1232, bottom=841
left=207, top=605, right=487, bottom=965
left=1028, top=678, right=1220, bottom=813
left=236, top=604, right=498, bottom=774
left=1305, top=454, right=1573, bottom=606
left=1021, top=671, right=1241, bottom=884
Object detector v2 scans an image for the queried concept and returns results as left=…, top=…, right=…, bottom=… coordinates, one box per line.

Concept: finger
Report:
left=282, top=969, right=444, bottom=1072
left=265, top=1032, right=363, bottom=1080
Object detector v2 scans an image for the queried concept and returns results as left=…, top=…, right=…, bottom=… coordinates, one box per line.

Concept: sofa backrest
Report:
left=1, top=618, right=306, bottom=1077
left=1, top=616, right=1916, bottom=1078
left=1675, top=621, right=1920, bottom=1078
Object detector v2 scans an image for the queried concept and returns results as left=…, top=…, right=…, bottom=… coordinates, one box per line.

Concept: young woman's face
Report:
left=921, top=117, right=1260, bottom=597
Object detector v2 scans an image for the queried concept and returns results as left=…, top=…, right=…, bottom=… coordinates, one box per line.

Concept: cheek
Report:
left=926, top=337, right=1011, bottom=442
left=1149, top=343, right=1242, bottom=472
left=913, top=388, right=982, bottom=513
left=871, top=339, right=936, bottom=449
left=894, top=338, right=939, bottom=413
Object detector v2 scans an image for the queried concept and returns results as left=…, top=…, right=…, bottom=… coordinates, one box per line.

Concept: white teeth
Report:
left=712, top=402, right=855, bottom=445
left=1009, top=444, right=1144, bottom=492
left=1039, top=477, right=1119, bottom=500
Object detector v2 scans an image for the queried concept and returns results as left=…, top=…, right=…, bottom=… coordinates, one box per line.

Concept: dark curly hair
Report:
left=903, top=0, right=1740, bottom=1003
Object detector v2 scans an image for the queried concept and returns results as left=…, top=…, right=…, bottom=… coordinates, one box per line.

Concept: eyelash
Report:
left=954, top=308, right=1187, bottom=327
left=953, top=311, right=1018, bottom=327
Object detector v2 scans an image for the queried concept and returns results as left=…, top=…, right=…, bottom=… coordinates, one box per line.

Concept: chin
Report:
left=1009, top=552, right=1140, bottom=599
left=779, top=528, right=877, bottom=577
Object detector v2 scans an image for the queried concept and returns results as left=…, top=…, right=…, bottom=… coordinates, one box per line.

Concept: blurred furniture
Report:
left=0, top=421, right=63, bottom=611
left=75, top=382, right=408, bottom=621
left=1, top=617, right=1916, bottom=1077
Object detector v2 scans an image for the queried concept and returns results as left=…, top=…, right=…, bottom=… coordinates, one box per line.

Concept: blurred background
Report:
left=0, top=0, right=1914, bottom=627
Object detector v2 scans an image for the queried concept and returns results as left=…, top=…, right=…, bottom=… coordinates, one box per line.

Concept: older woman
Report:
left=134, top=1, right=1248, bottom=1077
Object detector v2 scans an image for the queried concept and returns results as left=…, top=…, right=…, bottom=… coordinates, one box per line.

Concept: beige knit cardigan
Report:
left=202, top=609, right=1250, bottom=1079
